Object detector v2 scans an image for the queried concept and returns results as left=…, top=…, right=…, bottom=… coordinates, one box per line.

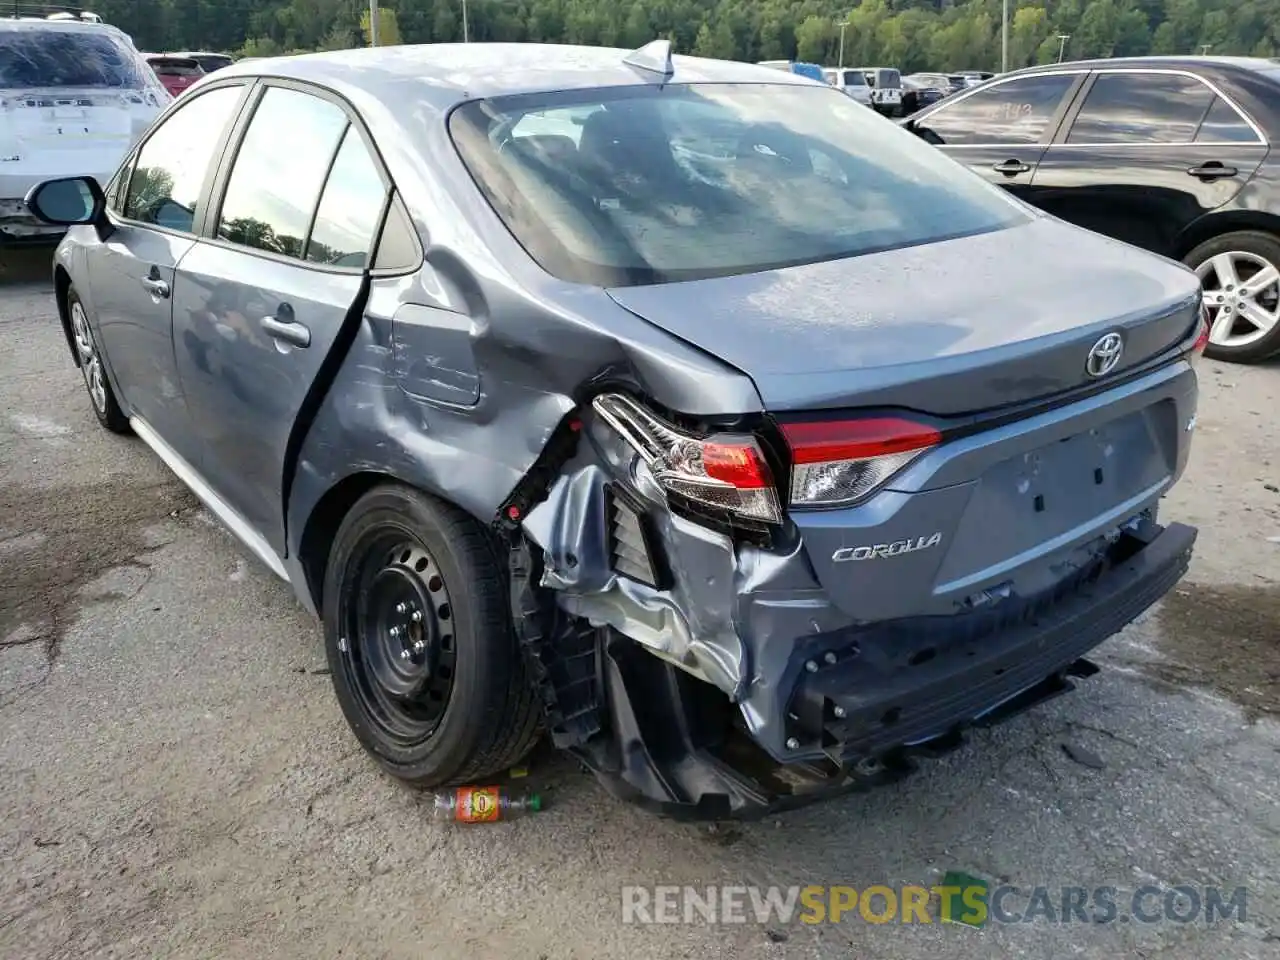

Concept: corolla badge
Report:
left=832, top=533, right=942, bottom=562
left=1085, top=332, right=1124, bottom=378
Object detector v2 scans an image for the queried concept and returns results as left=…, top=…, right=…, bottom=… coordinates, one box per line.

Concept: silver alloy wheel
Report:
left=1196, top=250, right=1280, bottom=349
left=69, top=301, right=107, bottom=413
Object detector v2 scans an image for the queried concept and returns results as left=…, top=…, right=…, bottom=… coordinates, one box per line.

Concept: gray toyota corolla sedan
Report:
left=27, top=40, right=1208, bottom=818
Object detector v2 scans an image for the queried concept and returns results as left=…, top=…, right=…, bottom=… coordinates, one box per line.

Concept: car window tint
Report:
left=1196, top=96, right=1259, bottom=143
left=216, top=86, right=348, bottom=259
left=1067, top=73, right=1214, bottom=144
left=913, top=74, right=1075, bottom=145
left=306, top=127, right=386, bottom=268
left=123, top=85, right=243, bottom=232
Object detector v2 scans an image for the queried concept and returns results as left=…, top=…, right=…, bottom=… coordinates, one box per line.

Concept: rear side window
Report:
left=914, top=74, right=1076, bottom=145
left=1066, top=73, right=1214, bottom=144
left=1196, top=96, right=1260, bottom=143
left=0, top=27, right=150, bottom=89
left=306, top=127, right=387, bottom=267
left=123, top=85, right=244, bottom=231
left=216, top=86, right=349, bottom=259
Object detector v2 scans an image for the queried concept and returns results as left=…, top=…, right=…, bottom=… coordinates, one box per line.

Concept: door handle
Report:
left=1187, top=162, right=1238, bottom=181
left=261, top=314, right=310, bottom=348
left=139, top=276, right=170, bottom=298
left=992, top=159, right=1031, bottom=176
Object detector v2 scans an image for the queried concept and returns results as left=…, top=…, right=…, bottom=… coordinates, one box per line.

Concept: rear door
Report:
left=908, top=71, right=1086, bottom=197
left=1028, top=69, right=1268, bottom=255
left=172, top=82, right=391, bottom=553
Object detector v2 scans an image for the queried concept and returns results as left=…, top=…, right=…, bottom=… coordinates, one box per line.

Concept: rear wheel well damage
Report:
left=53, top=265, right=77, bottom=367
left=297, top=471, right=388, bottom=611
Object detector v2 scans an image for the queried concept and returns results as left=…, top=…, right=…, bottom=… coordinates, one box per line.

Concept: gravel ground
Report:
left=2, top=246, right=1279, bottom=959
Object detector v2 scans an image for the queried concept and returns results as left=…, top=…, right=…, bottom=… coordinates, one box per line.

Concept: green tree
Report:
left=362, top=7, right=403, bottom=45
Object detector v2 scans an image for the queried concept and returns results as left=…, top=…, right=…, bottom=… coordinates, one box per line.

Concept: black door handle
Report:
left=261, top=313, right=310, bottom=348
left=992, top=159, right=1031, bottom=176
left=1187, top=162, right=1238, bottom=181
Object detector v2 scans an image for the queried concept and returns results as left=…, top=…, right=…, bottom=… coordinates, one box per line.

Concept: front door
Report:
left=173, top=84, right=389, bottom=553
left=86, top=83, right=248, bottom=460
left=908, top=71, right=1086, bottom=199
left=1028, top=70, right=1268, bottom=255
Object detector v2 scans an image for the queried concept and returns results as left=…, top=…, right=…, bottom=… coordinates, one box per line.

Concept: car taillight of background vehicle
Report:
left=781, top=417, right=941, bottom=507
left=592, top=393, right=782, bottom=523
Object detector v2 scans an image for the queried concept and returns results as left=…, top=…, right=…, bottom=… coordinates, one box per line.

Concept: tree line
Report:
left=38, top=0, right=1280, bottom=73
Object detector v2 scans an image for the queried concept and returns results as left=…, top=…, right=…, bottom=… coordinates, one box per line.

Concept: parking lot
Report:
left=2, top=245, right=1279, bottom=958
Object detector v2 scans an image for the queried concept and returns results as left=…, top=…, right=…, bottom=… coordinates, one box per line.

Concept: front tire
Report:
left=1184, top=230, right=1280, bottom=363
left=323, top=484, right=541, bottom=786
left=67, top=287, right=130, bottom=434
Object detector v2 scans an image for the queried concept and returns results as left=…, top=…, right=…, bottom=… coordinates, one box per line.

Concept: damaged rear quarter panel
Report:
left=281, top=93, right=763, bottom=608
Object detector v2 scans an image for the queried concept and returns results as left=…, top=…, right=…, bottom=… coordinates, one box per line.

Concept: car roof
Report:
left=0, top=16, right=127, bottom=35
left=1016, top=54, right=1279, bottom=75
left=215, top=42, right=816, bottom=108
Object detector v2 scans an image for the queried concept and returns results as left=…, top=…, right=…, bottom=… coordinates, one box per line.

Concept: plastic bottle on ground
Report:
left=431, top=786, right=543, bottom=823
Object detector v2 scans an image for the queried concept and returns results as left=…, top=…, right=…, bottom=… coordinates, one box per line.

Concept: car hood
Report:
left=605, top=216, right=1202, bottom=415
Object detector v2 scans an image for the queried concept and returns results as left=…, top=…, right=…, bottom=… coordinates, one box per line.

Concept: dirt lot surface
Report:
left=3, top=246, right=1280, bottom=959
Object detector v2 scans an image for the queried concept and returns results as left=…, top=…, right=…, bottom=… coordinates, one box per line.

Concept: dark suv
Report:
left=904, top=56, right=1280, bottom=363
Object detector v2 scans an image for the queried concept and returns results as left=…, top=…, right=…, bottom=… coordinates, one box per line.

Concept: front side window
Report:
left=0, top=27, right=154, bottom=89
left=1196, top=96, right=1260, bottom=143
left=216, top=86, right=349, bottom=259
left=842, top=70, right=866, bottom=87
left=913, top=74, right=1077, bottom=145
left=1067, top=73, right=1214, bottom=144
left=450, top=83, right=1029, bottom=287
left=123, top=85, right=244, bottom=231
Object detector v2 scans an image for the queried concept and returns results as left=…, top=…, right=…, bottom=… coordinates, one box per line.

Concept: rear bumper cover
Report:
left=577, top=520, right=1196, bottom=819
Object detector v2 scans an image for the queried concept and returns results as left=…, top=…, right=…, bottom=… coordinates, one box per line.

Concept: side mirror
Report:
left=24, top=176, right=105, bottom=227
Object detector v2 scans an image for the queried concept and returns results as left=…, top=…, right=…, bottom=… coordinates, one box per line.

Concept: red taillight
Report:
left=781, top=417, right=942, bottom=508
left=701, top=441, right=772, bottom=489
left=782, top=418, right=942, bottom=464
left=1193, top=308, right=1211, bottom=356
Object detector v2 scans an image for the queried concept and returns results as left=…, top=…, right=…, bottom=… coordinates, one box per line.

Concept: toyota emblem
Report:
left=1085, top=332, right=1124, bottom=378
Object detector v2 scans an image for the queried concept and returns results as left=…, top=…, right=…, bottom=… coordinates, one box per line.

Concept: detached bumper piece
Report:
left=579, top=521, right=1196, bottom=820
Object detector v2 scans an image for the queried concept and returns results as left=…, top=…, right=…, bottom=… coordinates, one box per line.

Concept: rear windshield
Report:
left=841, top=70, right=867, bottom=87
left=449, top=83, right=1027, bottom=287
left=877, top=69, right=901, bottom=87
left=150, top=59, right=203, bottom=77
left=0, top=28, right=150, bottom=89
left=191, top=54, right=233, bottom=72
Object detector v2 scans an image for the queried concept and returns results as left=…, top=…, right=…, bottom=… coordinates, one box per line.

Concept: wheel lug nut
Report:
left=395, top=602, right=408, bottom=614
left=413, top=640, right=426, bottom=653
left=833, top=705, right=847, bottom=718
left=389, top=626, right=401, bottom=637
left=399, top=649, right=411, bottom=660
left=805, top=660, right=818, bottom=673
left=824, top=651, right=837, bottom=665
left=411, top=610, right=423, bottom=622
left=786, top=737, right=800, bottom=750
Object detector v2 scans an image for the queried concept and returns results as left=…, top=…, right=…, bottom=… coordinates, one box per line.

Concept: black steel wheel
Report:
left=323, top=484, right=541, bottom=786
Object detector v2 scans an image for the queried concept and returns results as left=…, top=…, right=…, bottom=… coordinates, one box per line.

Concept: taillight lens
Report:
left=781, top=417, right=941, bottom=508
left=592, top=393, right=782, bottom=524
left=1192, top=304, right=1211, bottom=357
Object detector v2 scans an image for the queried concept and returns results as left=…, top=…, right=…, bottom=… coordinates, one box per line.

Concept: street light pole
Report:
left=838, top=21, right=849, bottom=70
left=1057, top=34, right=1070, bottom=62
left=1000, top=0, right=1008, bottom=72
left=1200, top=43, right=1212, bottom=54
left=369, top=0, right=379, bottom=46
left=462, top=0, right=469, bottom=42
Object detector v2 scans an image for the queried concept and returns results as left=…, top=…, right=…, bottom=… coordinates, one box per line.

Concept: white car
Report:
left=855, top=67, right=904, bottom=115
left=821, top=67, right=873, bottom=107
left=0, top=16, right=168, bottom=244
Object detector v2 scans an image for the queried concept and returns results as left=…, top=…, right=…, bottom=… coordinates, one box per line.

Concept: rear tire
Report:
left=1183, top=230, right=1280, bottom=363
left=323, top=484, right=542, bottom=786
left=67, top=287, right=130, bottom=434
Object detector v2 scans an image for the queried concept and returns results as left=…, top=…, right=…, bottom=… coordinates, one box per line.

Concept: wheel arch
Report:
left=53, top=264, right=79, bottom=368
left=295, top=470, right=398, bottom=613
left=1173, top=209, right=1280, bottom=261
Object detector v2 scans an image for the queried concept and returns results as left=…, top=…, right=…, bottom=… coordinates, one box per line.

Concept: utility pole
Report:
left=1199, top=43, right=1212, bottom=54
left=1056, top=34, right=1070, bottom=62
left=369, top=0, right=380, bottom=46
left=838, top=21, right=849, bottom=69
left=462, top=0, right=469, bottom=42
left=1000, top=0, right=1008, bottom=72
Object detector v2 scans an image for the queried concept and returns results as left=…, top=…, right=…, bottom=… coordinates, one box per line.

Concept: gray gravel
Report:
left=2, top=246, right=1279, bottom=959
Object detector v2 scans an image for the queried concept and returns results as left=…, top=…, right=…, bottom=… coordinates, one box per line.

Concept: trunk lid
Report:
left=605, top=216, right=1201, bottom=416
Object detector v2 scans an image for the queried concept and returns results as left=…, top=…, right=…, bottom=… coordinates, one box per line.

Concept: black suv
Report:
left=904, top=56, right=1280, bottom=363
